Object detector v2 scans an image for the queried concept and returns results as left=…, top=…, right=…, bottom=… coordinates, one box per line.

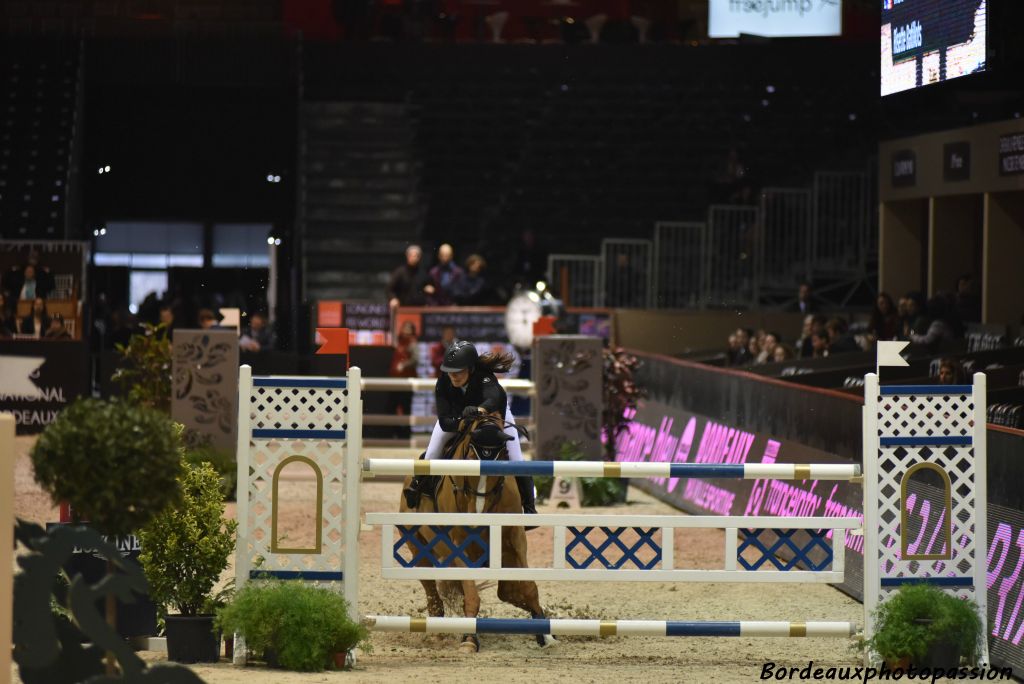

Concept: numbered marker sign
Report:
left=549, top=476, right=581, bottom=509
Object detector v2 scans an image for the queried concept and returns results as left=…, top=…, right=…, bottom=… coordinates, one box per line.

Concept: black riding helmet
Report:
left=440, top=340, right=479, bottom=373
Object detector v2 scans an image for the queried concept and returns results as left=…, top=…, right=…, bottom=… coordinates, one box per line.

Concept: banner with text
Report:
left=709, top=0, right=842, bottom=39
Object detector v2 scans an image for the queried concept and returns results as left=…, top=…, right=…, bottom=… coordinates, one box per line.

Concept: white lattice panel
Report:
left=863, top=376, right=988, bottom=666
left=251, top=383, right=349, bottom=433
left=246, top=438, right=348, bottom=575
left=877, top=392, right=974, bottom=439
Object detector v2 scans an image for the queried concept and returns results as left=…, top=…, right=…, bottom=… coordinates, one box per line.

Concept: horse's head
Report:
left=452, top=414, right=511, bottom=462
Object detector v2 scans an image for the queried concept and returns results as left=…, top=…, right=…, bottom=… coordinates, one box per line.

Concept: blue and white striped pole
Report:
left=365, top=616, right=857, bottom=638
left=363, top=459, right=861, bottom=480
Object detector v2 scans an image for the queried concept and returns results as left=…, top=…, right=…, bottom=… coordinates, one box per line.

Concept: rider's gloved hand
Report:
left=462, top=406, right=483, bottom=419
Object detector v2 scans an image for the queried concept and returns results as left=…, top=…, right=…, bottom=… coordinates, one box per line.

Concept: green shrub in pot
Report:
left=138, top=461, right=237, bottom=663
left=215, top=580, right=371, bottom=672
left=862, top=583, right=984, bottom=668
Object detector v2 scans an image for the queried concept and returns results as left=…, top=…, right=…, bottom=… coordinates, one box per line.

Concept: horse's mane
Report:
left=478, top=351, right=515, bottom=374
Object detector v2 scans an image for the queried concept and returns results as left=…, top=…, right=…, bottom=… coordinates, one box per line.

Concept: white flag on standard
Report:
left=877, top=341, right=909, bottom=368
left=0, top=356, right=46, bottom=399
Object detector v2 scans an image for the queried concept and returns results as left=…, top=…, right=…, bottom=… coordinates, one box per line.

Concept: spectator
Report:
left=798, top=314, right=827, bottom=359
left=727, top=327, right=754, bottom=366
left=455, top=254, right=494, bottom=305
left=388, top=321, right=420, bottom=439
left=900, top=291, right=929, bottom=339
left=826, top=317, right=860, bottom=355
left=16, top=264, right=46, bottom=301
left=430, top=325, right=459, bottom=377
left=427, top=243, right=464, bottom=306
left=5, top=252, right=54, bottom=301
left=240, top=312, right=276, bottom=352
left=0, top=293, right=14, bottom=339
left=387, top=245, right=429, bottom=309
left=810, top=325, right=831, bottom=358
left=909, top=294, right=962, bottom=350
left=786, top=282, right=816, bottom=315
left=198, top=309, right=218, bottom=330
left=772, top=343, right=794, bottom=363
left=20, top=298, right=49, bottom=338
left=157, top=303, right=176, bottom=338
left=43, top=314, right=71, bottom=340
left=869, top=292, right=900, bottom=343
left=953, top=274, right=981, bottom=323
left=755, top=331, right=782, bottom=364
left=937, top=357, right=966, bottom=385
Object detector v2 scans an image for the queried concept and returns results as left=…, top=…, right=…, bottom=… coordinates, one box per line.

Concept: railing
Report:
left=600, top=238, right=653, bottom=309
left=546, top=254, right=602, bottom=308
left=757, top=188, right=812, bottom=299
left=706, top=205, right=758, bottom=308
left=653, top=221, right=706, bottom=309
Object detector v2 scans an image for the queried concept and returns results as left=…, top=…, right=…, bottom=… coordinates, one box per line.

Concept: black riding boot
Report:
left=403, top=474, right=435, bottom=508
left=515, top=475, right=538, bottom=515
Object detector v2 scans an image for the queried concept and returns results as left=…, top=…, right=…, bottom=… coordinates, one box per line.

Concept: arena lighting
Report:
left=92, top=229, right=99, bottom=236
left=266, top=236, right=275, bottom=245
left=765, top=85, right=775, bottom=93
left=104, top=165, right=110, bottom=172
left=274, top=238, right=281, bottom=246
left=535, top=281, right=547, bottom=292
left=99, top=227, right=106, bottom=236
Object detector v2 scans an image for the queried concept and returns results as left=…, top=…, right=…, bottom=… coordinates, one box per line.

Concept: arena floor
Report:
left=10, top=438, right=863, bottom=683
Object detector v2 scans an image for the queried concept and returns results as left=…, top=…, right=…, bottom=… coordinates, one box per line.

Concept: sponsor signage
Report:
left=891, top=149, right=916, bottom=187
left=708, top=0, right=842, bottom=38
left=999, top=133, right=1024, bottom=177
left=943, top=141, right=971, bottom=182
left=883, top=0, right=979, bottom=63
left=0, top=341, right=88, bottom=434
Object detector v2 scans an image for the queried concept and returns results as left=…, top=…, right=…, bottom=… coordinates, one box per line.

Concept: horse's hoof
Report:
left=458, top=635, right=480, bottom=653
left=536, top=634, right=558, bottom=649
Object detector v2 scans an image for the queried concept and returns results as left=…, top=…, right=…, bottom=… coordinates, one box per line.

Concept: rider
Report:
left=403, top=340, right=537, bottom=517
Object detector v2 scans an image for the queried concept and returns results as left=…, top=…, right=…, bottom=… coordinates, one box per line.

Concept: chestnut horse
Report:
left=398, top=413, right=554, bottom=653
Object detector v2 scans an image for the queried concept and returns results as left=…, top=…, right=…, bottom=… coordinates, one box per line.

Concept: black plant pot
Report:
left=165, top=614, right=219, bottom=664
left=917, top=637, right=962, bottom=670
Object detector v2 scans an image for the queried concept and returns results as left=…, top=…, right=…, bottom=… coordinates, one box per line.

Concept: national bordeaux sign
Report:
left=0, top=341, right=88, bottom=434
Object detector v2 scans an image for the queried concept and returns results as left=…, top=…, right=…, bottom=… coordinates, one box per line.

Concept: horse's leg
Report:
left=497, top=525, right=556, bottom=648
left=400, top=481, right=446, bottom=626
left=445, top=522, right=482, bottom=653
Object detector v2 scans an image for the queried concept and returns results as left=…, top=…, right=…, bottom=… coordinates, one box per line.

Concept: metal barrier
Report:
left=812, top=171, right=872, bottom=275
left=706, top=205, right=759, bottom=308
left=546, top=254, right=602, bottom=308
left=601, top=238, right=653, bottom=308
left=652, top=221, right=706, bottom=309
left=757, top=188, right=812, bottom=302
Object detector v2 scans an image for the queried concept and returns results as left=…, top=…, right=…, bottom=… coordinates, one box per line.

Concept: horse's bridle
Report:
left=448, top=414, right=524, bottom=513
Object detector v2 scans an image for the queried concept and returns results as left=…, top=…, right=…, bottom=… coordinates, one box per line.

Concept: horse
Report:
left=398, top=413, right=554, bottom=653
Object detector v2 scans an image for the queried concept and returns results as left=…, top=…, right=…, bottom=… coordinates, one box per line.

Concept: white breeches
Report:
left=424, top=404, right=524, bottom=461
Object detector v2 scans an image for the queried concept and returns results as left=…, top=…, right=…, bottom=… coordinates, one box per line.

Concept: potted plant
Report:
left=138, top=461, right=238, bottom=663
left=862, top=583, right=984, bottom=669
left=112, top=322, right=172, bottom=413
left=29, top=398, right=184, bottom=676
left=215, top=580, right=371, bottom=672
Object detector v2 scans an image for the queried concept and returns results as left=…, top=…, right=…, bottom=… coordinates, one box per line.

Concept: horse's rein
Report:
left=450, top=414, right=511, bottom=513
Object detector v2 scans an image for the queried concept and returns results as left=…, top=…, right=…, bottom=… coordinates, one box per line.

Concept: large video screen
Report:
left=881, top=0, right=987, bottom=96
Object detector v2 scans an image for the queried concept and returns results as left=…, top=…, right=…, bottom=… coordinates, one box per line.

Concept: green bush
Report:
left=30, top=398, right=183, bottom=535
left=555, top=441, right=626, bottom=506
left=863, top=583, right=984, bottom=665
left=138, top=462, right=237, bottom=616
left=215, top=581, right=371, bottom=671
left=182, top=428, right=237, bottom=501
left=113, top=322, right=172, bottom=413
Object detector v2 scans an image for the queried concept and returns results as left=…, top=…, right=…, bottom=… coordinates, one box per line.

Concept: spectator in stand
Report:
left=810, top=325, right=831, bottom=358
left=19, top=298, right=49, bottom=338
left=0, top=293, right=15, bottom=339
left=455, top=254, right=493, bottom=305
left=773, top=343, right=794, bottom=363
left=388, top=321, right=420, bottom=439
left=755, top=331, right=782, bottom=364
left=826, top=317, right=860, bottom=355
left=953, top=274, right=981, bottom=324
left=5, top=252, right=54, bottom=302
left=427, top=243, right=464, bottom=306
left=43, top=314, right=71, bottom=340
left=909, top=294, right=963, bottom=351
left=16, top=264, right=50, bottom=301
left=869, top=292, right=900, bottom=343
left=430, top=325, right=459, bottom=377
left=726, top=327, right=754, bottom=366
left=240, top=311, right=276, bottom=352
left=198, top=309, right=218, bottom=330
left=786, top=282, right=816, bottom=315
left=900, top=291, right=929, bottom=340
left=798, top=314, right=827, bottom=358
left=387, top=245, right=429, bottom=309
left=937, top=357, right=966, bottom=385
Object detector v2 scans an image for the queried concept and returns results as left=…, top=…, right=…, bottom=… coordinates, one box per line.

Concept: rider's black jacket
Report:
left=435, top=368, right=507, bottom=432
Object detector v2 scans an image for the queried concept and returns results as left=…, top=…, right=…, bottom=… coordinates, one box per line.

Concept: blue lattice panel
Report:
left=394, top=525, right=490, bottom=569
left=737, top=528, right=833, bottom=572
left=565, top=527, right=662, bottom=570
